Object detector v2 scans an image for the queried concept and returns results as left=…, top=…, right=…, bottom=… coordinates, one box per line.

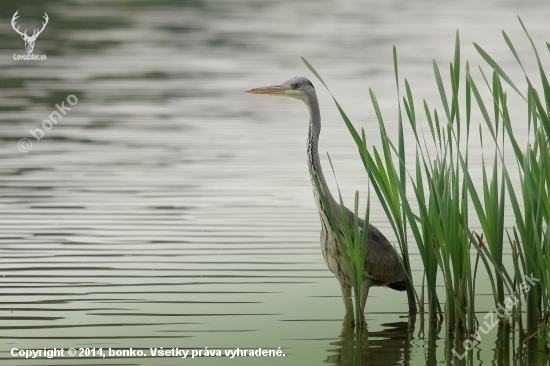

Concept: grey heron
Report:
left=247, top=76, right=406, bottom=317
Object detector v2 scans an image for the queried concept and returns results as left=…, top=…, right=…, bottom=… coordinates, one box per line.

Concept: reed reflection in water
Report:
left=325, top=318, right=550, bottom=366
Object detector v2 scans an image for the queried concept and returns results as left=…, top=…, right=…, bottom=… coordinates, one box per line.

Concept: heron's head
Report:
left=246, top=76, right=316, bottom=103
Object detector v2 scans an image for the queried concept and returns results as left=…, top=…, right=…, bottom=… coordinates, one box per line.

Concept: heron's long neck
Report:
left=306, top=96, right=337, bottom=208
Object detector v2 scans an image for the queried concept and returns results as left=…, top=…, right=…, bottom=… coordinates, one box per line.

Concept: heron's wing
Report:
left=363, top=224, right=405, bottom=283
left=339, top=206, right=405, bottom=283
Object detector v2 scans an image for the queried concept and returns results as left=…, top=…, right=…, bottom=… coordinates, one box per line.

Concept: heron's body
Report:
left=248, top=76, right=406, bottom=315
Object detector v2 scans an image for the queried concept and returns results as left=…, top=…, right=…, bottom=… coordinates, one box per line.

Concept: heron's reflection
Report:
left=325, top=318, right=414, bottom=366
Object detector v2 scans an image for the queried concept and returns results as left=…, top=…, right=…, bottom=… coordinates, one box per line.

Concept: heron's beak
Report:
left=246, top=84, right=285, bottom=95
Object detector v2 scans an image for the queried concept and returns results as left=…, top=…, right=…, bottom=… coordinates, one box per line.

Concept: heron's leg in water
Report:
left=360, top=279, right=372, bottom=313
left=339, top=280, right=353, bottom=315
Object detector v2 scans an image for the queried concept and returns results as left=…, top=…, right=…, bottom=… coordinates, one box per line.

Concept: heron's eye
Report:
left=292, top=83, right=300, bottom=89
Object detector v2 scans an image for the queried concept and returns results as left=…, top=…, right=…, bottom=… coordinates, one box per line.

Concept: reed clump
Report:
left=303, top=16, right=550, bottom=352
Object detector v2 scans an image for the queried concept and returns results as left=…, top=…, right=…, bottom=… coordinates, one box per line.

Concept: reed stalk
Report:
left=302, top=17, right=550, bottom=345
left=310, top=156, right=371, bottom=326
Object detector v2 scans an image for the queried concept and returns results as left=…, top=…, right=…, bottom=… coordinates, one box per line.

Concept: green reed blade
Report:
left=502, top=30, right=527, bottom=75
left=405, top=80, right=416, bottom=131
left=466, top=68, right=497, bottom=141
left=454, top=30, right=461, bottom=92
left=433, top=60, right=452, bottom=123
left=423, top=100, right=437, bottom=146
left=492, top=70, right=501, bottom=134
left=301, top=57, right=363, bottom=147
left=473, top=42, right=523, bottom=98
left=465, top=62, right=472, bottom=138
left=526, top=77, right=550, bottom=138
left=518, top=16, right=550, bottom=113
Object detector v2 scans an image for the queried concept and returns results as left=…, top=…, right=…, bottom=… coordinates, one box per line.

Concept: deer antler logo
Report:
left=11, top=11, right=49, bottom=54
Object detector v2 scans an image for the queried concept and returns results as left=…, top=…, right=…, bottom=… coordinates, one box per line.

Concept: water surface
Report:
left=0, top=0, right=549, bottom=364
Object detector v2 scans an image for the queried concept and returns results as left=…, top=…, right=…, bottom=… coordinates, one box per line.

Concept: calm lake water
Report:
left=0, top=0, right=549, bottom=365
